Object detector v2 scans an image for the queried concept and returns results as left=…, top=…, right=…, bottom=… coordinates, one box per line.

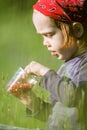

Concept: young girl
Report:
left=24, top=0, right=87, bottom=130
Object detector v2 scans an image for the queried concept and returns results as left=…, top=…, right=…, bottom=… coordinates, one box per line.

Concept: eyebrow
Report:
left=36, top=26, right=57, bottom=35
left=37, top=29, right=56, bottom=35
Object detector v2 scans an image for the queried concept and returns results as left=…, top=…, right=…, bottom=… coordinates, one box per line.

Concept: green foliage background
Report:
left=0, top=0, right=62, bottom=129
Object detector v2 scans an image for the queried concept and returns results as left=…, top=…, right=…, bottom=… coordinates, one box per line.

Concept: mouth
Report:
left=51, top=51, right=58, bottom=56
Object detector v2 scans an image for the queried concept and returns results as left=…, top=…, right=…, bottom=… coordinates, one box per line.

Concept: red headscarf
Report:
left=33, top=0, right=87, bottom=23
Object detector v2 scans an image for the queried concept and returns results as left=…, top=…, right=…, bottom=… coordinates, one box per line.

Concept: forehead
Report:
left=32, top=10, right=57, bottom=34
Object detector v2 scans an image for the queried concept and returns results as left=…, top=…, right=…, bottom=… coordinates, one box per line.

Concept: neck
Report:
left=77, top=43, right=87, bottom=55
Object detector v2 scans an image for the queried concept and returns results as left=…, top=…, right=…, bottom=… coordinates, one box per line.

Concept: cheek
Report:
left=53, top=34, right=64, bottom=50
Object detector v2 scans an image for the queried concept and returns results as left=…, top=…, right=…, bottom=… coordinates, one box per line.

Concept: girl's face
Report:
left=33, top=11, right=78, bottom=61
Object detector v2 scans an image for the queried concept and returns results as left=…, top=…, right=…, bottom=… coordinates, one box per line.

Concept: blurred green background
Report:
left=0, top=0, right=62, bottom=129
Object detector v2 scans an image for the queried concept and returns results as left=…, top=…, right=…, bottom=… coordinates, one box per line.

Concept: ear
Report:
left=72, top=22, right=84, bottom=38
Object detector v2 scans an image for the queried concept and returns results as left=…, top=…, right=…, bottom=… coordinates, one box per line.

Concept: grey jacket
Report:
left=40, top=52, right=87, bottom=130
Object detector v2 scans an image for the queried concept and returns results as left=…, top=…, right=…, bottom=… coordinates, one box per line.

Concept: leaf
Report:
left=32, top=84, right=50, bottom=103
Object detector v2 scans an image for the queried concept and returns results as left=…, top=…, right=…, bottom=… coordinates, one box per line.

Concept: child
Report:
left=24, top=0, right=87, bottom=130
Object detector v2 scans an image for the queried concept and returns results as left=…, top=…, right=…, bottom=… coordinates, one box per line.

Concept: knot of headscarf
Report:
left=33, top=0, right=87, bottom=23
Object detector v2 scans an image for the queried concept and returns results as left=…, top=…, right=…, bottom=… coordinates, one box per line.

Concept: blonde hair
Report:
left=54, top=20, right=87, bottom=53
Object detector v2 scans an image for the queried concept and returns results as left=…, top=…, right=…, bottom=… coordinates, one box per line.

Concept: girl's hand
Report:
left=24, top=61, right=50, bottom=76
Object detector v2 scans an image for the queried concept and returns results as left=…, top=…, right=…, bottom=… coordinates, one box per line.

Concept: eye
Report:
left=46, top=34, right=53, bottom=38
left=44, top=32, right=55, bottom=38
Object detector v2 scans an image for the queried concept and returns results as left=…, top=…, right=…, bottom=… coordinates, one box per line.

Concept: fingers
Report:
left=24, top=61, right=35, bottom=74
left=24, top=61, right=50, bottom=76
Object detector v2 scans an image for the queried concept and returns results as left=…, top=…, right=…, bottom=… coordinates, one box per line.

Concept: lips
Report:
left=51, top=51, right=57, bottom=56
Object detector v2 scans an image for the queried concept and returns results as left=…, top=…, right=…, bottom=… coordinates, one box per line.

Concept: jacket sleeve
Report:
left=40, top=70, right=77, bottom=106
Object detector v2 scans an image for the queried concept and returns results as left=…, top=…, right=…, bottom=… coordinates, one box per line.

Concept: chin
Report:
left=57, top=55, right=66, bottom=60
left=56, top=55, right=63, bottom=60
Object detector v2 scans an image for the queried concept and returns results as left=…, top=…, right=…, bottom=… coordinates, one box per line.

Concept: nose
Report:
left=43, top=37, right=50, bottom=47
